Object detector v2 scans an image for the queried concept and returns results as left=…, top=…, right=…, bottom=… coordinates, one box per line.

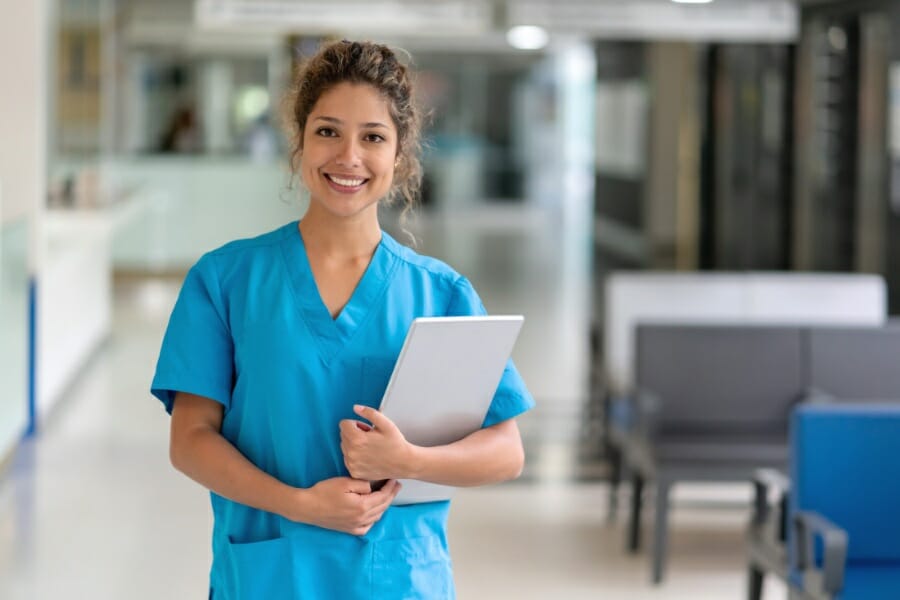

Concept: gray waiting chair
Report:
left=807, top=325, right=900, bottom=399
left=623, top=324, right=806, bottom=584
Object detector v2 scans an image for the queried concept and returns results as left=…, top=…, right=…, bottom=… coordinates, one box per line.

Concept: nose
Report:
left=335, top=137, right=361, bottom=167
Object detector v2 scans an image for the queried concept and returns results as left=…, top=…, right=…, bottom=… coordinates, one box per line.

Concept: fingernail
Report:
left=354, top=404, right=364, bottom=411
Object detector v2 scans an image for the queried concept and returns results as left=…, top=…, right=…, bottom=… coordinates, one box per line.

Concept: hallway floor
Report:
left=0, top=206, right=788, bottom=598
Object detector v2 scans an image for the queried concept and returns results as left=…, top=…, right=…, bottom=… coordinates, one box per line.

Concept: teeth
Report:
left=329, top=175, right=365, bottom=187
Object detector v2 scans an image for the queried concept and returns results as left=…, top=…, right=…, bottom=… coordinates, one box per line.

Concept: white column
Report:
left=0, top=1, right=50, bottom=228
left=555, top=39, right=596, bottom=229
left=201, top=59, right=234, bottom=153
left=0, top=0, right=51, bottom=449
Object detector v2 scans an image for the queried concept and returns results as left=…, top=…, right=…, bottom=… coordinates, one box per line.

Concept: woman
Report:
left=151, top=39, right=533, bottom=599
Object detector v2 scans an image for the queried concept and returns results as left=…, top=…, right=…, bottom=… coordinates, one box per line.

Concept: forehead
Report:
left=309, top=82, right=395, bottom=127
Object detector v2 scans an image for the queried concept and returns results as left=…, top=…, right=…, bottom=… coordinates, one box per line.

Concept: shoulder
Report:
left=380, top=232, right=483, bottom=315
left=206, top=222, right=295, bottom=262
left=380, top=231, right=465, bottom=288
left=192, top=222, right=295, bottom=275
left=185, top=222, right=296, bottom=302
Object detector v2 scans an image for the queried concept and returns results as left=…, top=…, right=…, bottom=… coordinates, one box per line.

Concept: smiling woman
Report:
left=286, top=40, right=423, bottom=224
left=151, top=39, right=533, bottom=600
left=299, top=82, right=398, bottom=221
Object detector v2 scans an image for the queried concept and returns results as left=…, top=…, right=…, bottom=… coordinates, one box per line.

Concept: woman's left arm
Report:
left=340, top=405, right=525, bottom=486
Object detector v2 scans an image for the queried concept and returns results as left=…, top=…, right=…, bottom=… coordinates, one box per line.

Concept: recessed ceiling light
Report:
left=506, top=25, right=549, bottom=50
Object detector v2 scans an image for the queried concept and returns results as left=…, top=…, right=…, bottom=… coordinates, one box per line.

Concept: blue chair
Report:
left=748, top=403, right=900, bottom=599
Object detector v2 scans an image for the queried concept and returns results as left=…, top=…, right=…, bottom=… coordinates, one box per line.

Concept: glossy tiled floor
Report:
left=0, top=205, right=787, bottom=599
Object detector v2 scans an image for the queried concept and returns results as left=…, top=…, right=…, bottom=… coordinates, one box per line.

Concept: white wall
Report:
left=0, top=3, right=49, bottom=226
left=0, top=2, right=51, bottom=457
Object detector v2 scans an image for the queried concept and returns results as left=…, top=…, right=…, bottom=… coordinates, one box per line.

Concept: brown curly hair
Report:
left=285, top=39, right=423, bottom=219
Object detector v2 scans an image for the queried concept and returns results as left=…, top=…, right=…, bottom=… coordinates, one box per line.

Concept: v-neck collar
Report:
left=279, top=221, right=399, bottom=363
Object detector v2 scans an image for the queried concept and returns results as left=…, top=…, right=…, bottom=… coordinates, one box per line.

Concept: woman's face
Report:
left=300, top=82, right=399, bottom=221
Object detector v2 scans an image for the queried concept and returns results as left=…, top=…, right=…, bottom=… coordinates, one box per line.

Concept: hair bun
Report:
left=349, top=41, right=363, bottom=61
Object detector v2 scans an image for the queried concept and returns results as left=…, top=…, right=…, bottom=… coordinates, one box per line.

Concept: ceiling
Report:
left=63, top=0, right=804, bottom=53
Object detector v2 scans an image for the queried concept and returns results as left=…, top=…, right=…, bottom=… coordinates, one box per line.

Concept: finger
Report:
left=382, top=479, right=400, bottom=495
left=354, top=514, right=379, bottom=534
left=339, top=419, right=362, bottom=438
left=384, top=481, right=402, bottom=506
left=371, top=480, right=401, bottom=510
left=353, top=405, right=395, bottom=431
left=364, top=503, right=389, bottom=524
left=339, top=425, right=366, bottom=451
left=369, top=478, right=396, bottom=496
left=352, top=525, right=372, bottom=537
left=388, top=480, right=402, bottom=499
left=364, top=499, right=390, bottom=522
left=369, top=484, right=400, bottom=518
left=361, top=479, right=395, bottom=510
left=344, top=478, right=374, bottom=495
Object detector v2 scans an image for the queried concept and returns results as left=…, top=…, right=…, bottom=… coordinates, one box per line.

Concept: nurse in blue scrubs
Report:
left=151, top=40, right=534, bottom=600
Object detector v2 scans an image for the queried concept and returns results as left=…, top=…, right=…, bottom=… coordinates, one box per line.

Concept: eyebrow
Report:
left=313, top=116, right=390, bottom=129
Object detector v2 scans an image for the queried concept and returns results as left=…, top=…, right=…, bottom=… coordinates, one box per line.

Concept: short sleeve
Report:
left=446, top=277, right=535, bottom=427
left=151, top=254, right=234, bottom=414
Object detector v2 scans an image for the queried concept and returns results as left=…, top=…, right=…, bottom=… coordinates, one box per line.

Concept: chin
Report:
left=322, top=200, right=380, bottom=221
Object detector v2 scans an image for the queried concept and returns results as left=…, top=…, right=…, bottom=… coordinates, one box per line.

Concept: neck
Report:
left=298, top=203, right=382, bottom=260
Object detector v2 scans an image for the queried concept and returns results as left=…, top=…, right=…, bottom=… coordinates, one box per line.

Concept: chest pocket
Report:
left=360, top=357, right=397, bottom=408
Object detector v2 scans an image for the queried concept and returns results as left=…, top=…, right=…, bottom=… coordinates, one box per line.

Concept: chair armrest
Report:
left=792, top=511, right=848, bottom=596
left=633, top=389, right=662, bottom=438
left=752, top=469, right=791, bottom=524
left=752, top=469, right=790, bottom=534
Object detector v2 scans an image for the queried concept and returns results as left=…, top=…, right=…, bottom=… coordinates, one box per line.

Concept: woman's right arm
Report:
left=169, top=392, right=399, bottom=536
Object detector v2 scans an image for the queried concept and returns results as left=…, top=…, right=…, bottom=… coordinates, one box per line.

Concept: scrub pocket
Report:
left=372, top=534, right=454, bottom=599
left=226, top=535, right=296, bottom=600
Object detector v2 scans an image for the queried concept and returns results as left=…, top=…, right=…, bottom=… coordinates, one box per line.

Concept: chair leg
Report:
left=628, top=473, right=644, bottom=553
left=607, top=446, right=622, bottom=522
left=651, top=479, right=671, bottom=585
left=747, top=564, right=764, bottom=600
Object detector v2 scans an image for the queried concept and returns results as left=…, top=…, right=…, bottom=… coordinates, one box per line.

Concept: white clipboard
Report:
left=377, top=316, right=524, bottom=505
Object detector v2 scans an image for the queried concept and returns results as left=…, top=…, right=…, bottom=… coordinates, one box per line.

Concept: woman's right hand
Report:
left=170, top=393, right=400, bottom=536
left=288, top=477, right=401, bottom=536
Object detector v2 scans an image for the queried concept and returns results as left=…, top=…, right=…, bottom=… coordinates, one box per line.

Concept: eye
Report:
left=315, top=127, right=337, bottom=137
left=364, top=133, right=386, bottom=143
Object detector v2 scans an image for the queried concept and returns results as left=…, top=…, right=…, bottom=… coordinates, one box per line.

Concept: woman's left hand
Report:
left=340, top=405, right=418, bottom=481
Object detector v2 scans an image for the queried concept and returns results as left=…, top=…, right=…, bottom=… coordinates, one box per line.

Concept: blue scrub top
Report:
left=151, top=221, right=534, bottom=600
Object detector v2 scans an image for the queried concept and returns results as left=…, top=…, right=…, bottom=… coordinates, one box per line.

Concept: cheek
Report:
left=376, top=153, right=397, bottom=177
left=298, top=143, right=318, bottom=176
left=299, top=159, right=315, bottom=185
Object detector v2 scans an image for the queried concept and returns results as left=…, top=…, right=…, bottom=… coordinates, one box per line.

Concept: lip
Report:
left=324, top=172, right=369, bottom=193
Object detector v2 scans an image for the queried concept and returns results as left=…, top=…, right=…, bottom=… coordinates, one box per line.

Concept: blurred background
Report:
left=2, top=0, right=900, bottom=598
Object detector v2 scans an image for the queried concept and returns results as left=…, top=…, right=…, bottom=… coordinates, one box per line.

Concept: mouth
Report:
left=324, top=173, right=369, bottom=192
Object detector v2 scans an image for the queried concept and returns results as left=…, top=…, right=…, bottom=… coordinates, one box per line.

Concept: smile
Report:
left=325, top=174, right=368, bottom=190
